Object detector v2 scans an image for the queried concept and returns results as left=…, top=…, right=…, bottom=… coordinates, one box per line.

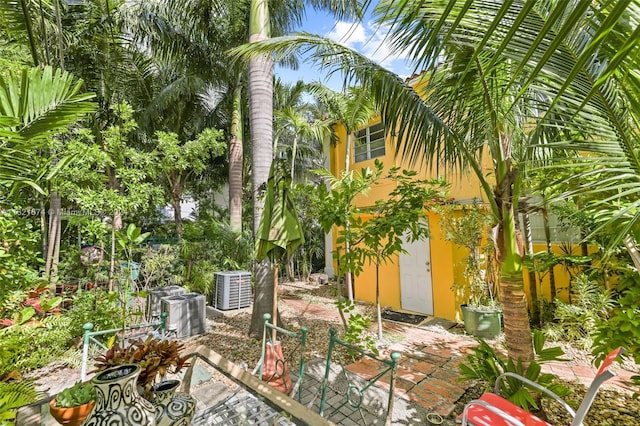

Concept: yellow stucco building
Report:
left=322, top=80, right=576, bottom=322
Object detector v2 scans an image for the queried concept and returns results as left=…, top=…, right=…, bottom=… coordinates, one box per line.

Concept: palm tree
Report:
left=234, top=0, right=639, bottom=362
left=245, top=0, right=364, bottom=336
left=0, top=67, right=96, bottom=193
left=273, top=79, right=333, bottom=181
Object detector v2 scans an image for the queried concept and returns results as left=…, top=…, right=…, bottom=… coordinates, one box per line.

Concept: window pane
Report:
left=354, top=144, right=367, bottom=156
left=354, top=122, right=385, bottom=163
left=354, top=152, right=368, bottom=162
left=369, top=123, right=384, bottom=142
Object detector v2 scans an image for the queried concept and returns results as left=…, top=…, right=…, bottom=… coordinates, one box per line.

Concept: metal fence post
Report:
left=80, top=322, right=94, bottom=381
left=160, top=311, right=167, bottom=338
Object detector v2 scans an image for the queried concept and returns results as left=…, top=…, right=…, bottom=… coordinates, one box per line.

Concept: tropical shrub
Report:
left=0, top=315, right=73, bottom=375
left=93, top=336, right=190, bottom=397
left=0, top=380, right=41, bottom=425
left=592, top=272, right=640, bottom=366
left=544, top=274, right=614, bottom=348
left=179, top=218, right=253, bottom=297
left=0, top=211, right=43, bottom=313
left=138, top=245, right=182, bottom=289
left=335, top=299, right=377, bottom=356
left=459, top=331, right=569, bottom=411
left=67, top=289, right=121, bottom=338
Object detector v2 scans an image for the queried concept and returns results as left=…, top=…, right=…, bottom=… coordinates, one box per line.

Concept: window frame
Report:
left=353, top=122, right=386, bottom=163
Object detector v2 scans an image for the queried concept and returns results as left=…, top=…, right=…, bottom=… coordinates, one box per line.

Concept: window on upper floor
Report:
left=354, top=122, right=385, bottom=163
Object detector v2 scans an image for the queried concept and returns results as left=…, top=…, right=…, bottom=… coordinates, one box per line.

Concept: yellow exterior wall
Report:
left=350, top=212, right=460, bottom=321
left=327, top=96, right=576, bottom=321
left=329, top=110, right=498, bottom=321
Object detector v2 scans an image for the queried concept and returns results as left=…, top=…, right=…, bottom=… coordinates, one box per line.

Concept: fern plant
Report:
left=0, top=380, right=41, bottom=425
left=459, top=331, right=569, bottom=411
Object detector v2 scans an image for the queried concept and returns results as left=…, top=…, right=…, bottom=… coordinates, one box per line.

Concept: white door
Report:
left=400, top=235, right=434, bottom=315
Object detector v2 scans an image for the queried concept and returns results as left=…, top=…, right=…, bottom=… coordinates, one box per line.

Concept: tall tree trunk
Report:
left=109, top=213, right=122, bottom=291
left=18, top=0, right=39, bottom=66
left=290, top=134, right=297, bottom=180
left=521, top=207, right=539, bottom=323
left=229, top=79, right=244, bottom=233
left=376, top=263, right=382, bottom=340
left=172, top=195, right=183, bottom=240
left=51, top=216, right=61, bottom=278
left=285, top=257, right=295, bottom=282
left=46, top=0, right=66, bottom=285
left=248, top=0, right=276, bottom=337
left=499, top=201, right=533, bottom=365
left=343, top=132, right=354, bottom=301
left=40, top=198, right=48, bottom=258
left=45, top=192, right=61, bottom=284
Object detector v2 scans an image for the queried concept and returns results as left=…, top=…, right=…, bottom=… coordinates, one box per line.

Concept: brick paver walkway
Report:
left=278, top=289, right=638, bottom=424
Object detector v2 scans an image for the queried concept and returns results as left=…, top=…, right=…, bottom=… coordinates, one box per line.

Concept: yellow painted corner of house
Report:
left=427, top=213, right=459, bottom=321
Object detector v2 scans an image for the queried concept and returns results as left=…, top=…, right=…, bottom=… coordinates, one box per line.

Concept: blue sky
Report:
left=275, top=7, right=415, bottom=91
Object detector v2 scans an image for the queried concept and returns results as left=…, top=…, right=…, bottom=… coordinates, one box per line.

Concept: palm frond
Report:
left=0, top=66, right=96, bottom=142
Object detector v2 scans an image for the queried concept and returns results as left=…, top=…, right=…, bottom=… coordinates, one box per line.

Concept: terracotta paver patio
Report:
left=281, top=293, right=638, bottom=423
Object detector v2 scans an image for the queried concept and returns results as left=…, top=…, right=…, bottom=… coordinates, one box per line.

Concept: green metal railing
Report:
left=252, top=313, right=308, bottom=401
left=80, top=312, right=166, bottom=381
left=319, top=328, right=401, bottom=425
left=184, top=346, right=334, bottom=426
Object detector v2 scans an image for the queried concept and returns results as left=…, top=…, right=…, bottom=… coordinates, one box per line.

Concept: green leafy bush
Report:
left=55, top=381, right=95, bottom=408
left=544, top=274, right=614, bottom=348
left=67, top=289, right=120, bottom=338
left=459, top=331, right=569, bottom=410
left=0, top=380, right=41, bottom=424
left=336, top=299, right=377, bottom=356
left=0, top=211, right=44, bottom=317
left=592, top=273, right=640, bottom=387
left=138, top=245, right=182, bottom=289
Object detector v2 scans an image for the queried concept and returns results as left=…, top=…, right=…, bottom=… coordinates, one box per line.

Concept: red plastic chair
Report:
left=460, top=347, right=625, bottom=426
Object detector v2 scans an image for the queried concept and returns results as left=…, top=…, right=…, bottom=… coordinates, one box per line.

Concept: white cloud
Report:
left=326, top=21, right=367, bottom=48
left=325, top=20, right=414, bottom=71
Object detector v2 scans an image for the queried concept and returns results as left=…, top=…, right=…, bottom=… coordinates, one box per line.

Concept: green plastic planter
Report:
left=460, top=304, right=502, bottom=339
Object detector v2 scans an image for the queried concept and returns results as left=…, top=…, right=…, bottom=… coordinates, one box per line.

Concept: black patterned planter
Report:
left=83, top=364, right=156, bottom=426
left=150, top=380, right=196, bottom=426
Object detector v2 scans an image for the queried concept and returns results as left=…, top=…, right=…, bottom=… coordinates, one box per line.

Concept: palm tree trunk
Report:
left=248, top=0, right=276, bottom=337
left=376, top=263, right=382, bottom=340
left=343, top=132, right=354, bottom=301
left=229, top=79, right=244, bottom=233
left=500, top=209, right=534, bottom=365
left=521, top=208, right=539, bottom=323
left=40, top=198, right=47, bottom=261
left=45, top=192, right=61, bottom=284
left=19, top=0, right=39, bottom=66
left=290, top=134, right=298, bottom=180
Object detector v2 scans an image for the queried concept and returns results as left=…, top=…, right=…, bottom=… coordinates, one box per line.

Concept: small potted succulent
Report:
left=49, top=381, right=96, bottom=426
left=93, top=336, right=190, bottom=399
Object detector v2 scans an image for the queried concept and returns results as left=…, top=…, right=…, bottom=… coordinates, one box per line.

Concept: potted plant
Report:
left=441, top=203, right=502, bottom=338
left=93, top=336, right=190, bottom=399
left=49, top=381, right=96, bottom=426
